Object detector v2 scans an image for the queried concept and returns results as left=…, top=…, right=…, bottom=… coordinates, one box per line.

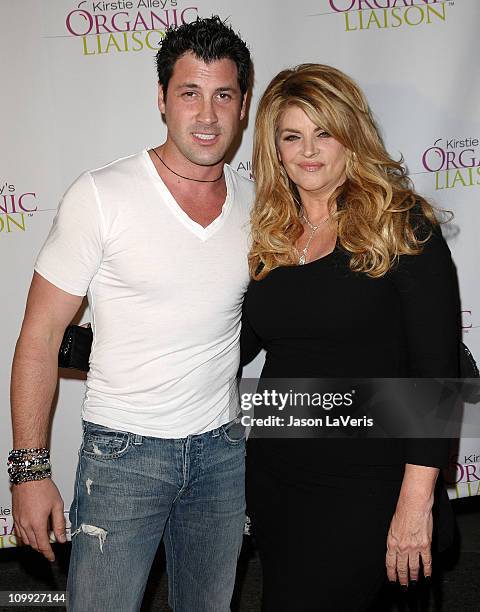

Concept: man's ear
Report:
left=158, top=83, right=166, bottom=114
left=240, top=92, right=248, bottom=121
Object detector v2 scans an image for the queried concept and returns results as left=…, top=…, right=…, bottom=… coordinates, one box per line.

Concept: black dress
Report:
left=241, top=220, right=459, bottom=612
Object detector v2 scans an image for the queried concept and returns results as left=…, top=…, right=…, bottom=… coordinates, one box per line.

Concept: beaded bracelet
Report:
left=8, top=448, right=50, bottom=460
left=7, top=448, right=51, bottom=485
left=8, top=467, right=52, bottom=485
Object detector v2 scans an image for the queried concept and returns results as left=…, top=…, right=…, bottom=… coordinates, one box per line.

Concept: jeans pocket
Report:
left=82, top=422, right=131, bottom=460
left=221, top=417, right=247, bottom=445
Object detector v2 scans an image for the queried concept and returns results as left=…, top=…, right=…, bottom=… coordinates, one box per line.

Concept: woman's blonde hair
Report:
left=249, top=64, right=438, bottom=280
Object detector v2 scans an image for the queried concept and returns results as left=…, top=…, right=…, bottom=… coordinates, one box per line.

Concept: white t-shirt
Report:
left=35, top=150, right=254, bottom=437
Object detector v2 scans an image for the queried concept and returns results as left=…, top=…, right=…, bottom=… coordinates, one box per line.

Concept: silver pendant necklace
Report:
left=298, top=208, right=330, bottom=265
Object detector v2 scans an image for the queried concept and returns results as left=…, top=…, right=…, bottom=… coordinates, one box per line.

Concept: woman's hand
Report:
left=385, top=464, right=439, bottom=587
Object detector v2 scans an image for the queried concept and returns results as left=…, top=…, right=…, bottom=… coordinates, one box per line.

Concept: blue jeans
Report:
left=67, top=418, right=246, bottom=612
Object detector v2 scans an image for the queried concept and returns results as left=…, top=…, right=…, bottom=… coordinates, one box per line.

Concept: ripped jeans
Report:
left=67, top=419, right=246, bottom=612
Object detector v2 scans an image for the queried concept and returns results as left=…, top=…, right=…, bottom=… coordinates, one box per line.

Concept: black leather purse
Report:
left=58, top=324, right=93, bottom=372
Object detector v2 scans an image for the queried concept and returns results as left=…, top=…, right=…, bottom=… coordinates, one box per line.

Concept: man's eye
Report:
left=217, top=93, right=232, bottom=101
left=183, top=91, right=197, bottom=98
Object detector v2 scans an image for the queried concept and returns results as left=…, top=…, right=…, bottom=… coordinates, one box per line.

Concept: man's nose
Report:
left=196, top=99, right=218, bottom=125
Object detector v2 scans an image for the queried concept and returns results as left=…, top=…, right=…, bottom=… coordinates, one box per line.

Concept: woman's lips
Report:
left=299, top=163, right=324, bottom=171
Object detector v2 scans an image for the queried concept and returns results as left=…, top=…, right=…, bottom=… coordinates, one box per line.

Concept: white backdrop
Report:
left=1, top=0, right=479, bottom=548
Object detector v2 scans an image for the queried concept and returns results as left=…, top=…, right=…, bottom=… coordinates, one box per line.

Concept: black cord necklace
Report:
left=151, top=148, right=224, bottom=183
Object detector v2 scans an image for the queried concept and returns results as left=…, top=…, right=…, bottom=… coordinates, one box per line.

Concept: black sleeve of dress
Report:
left=391, top=221, right=460, bottom=468
left=240, top=310, right=263, bottom=367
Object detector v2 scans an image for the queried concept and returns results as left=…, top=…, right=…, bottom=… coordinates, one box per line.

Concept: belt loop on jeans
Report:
left=211, top=427, right=221, bottom=438
left=132, top=433, right=143, bottom=445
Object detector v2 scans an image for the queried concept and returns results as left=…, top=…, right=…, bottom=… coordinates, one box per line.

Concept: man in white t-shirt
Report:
left=10, top=17, right=253, bottom=611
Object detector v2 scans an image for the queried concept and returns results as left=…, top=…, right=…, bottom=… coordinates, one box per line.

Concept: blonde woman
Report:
left=241, top=64, right=458, bottom=611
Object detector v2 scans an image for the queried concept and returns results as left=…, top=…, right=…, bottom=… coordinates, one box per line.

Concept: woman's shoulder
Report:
left=399, top=199, right=453, bottom=257
left=408, top=199, right=439, bottom=237
left=391, top=206, right=454, bottom=283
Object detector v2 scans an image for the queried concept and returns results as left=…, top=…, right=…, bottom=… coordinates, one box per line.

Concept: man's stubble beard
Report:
left=167, top=127, right=233, bottom=169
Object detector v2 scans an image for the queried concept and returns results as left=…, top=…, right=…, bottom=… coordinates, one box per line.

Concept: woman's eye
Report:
left=284, top=135, right=299, bottom=141
left=317, top=131, right=330, bottom=138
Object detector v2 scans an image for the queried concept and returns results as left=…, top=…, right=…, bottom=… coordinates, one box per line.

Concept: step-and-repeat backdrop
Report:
left=1, top=0, right=479, bottom=547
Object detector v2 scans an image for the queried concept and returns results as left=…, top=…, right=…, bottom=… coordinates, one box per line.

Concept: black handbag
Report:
left=58, top=324, right=93, bottom=372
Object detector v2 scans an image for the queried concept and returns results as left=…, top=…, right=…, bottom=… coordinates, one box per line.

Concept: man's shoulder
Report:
left=225, top=164, right=255, bottom=206
left=60, top=151, right=148, bottom=213
left=225, top=163, right=254, bottom=188
left=88, top=150, right=145, bottom=184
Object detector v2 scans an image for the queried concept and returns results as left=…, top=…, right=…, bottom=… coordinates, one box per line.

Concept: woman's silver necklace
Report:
left=298, top=208, right=330, bottom=265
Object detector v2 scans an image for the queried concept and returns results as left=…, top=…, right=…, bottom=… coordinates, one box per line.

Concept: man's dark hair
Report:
left=156, top=16, right=251, bottom=101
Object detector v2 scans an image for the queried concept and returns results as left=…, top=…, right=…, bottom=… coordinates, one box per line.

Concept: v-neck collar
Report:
left=142, top=149, right=233, bottom=242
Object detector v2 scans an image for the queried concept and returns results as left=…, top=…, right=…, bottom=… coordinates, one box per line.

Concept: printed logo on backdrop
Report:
left=462, top=310, right=479, bottom=334
left=313, top=1, right=452, bottom=32
left=446, top=452, right=480, bottom=498
left=0, top=506, right=15, bottom=548
left=0, top=182, right=38, bottom=235
left=421, top=137, right=480, bottom=191
left=236, top=161, right=254, bottom=181
left=65, top=1, right=199, bottom=56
